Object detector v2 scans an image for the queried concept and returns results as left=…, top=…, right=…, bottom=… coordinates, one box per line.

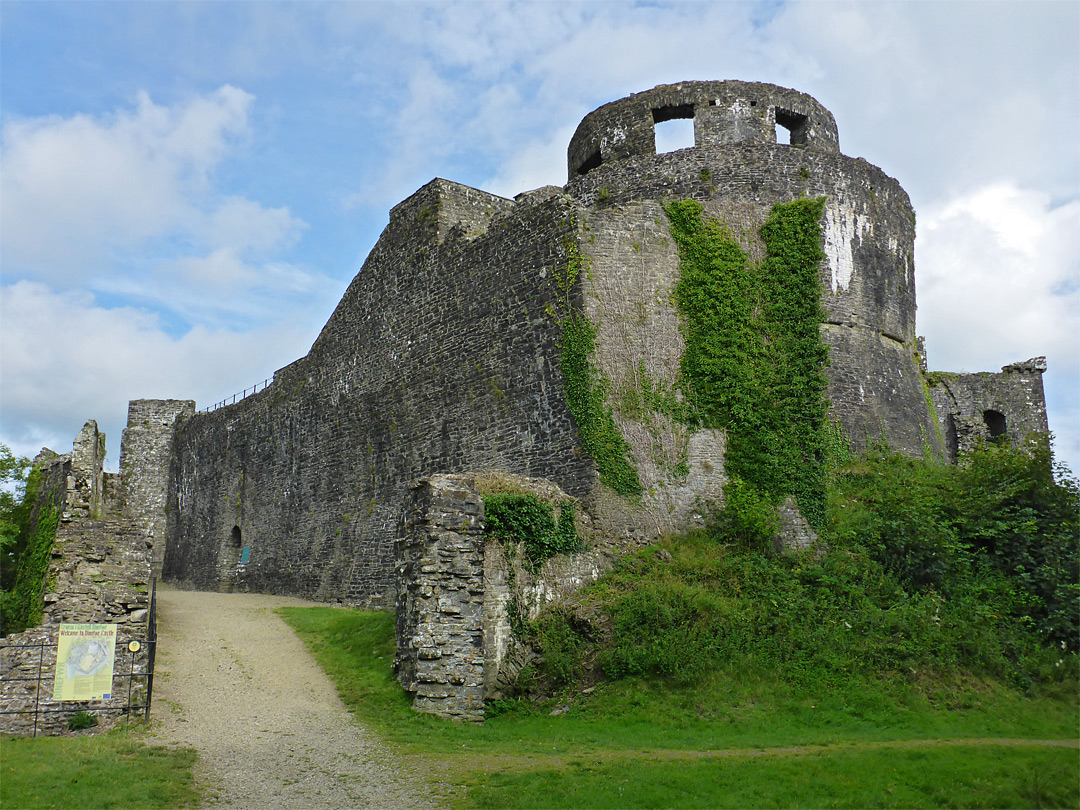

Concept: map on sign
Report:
left=53, top=624, right=117, bottom=701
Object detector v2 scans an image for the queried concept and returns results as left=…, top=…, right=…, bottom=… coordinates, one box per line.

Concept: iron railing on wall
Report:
left=200, top=378, right=272, bottom=413
left=0, top=579, right=159, bottom=737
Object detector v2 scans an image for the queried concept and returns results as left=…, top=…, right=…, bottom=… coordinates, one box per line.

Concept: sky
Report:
left=1, top=0, right=1078, bottom=477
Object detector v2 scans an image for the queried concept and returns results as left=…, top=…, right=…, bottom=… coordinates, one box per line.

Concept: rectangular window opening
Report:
left=653, top=104, right=695, bottom=154
left=576, top=149, right=602, bottom=175
left=774, top=108, right=809, bottom=146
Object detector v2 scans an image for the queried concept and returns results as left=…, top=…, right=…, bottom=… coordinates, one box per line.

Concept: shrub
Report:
left=483, top=494, right=581, bottom=569
left=67, top=711, right=98, bottom=731
left=711, top=476, right=779, bottom=551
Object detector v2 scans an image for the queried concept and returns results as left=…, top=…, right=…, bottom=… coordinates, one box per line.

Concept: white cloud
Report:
left=1, top=87, right=253, bottom=275
left=0, top=281, right=321, bottom=470
left=917, top=183, right=1078, bottom=372
left=0, top=86, right=309, bottom=327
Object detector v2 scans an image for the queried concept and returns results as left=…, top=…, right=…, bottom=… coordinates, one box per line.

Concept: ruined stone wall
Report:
left=2, top=423, right=153, bottom=737
left=394, top=475, right=486, bottom=721
left=929, top=358, right=1050, bottom=461
left=395, top=473, right=608, bottom=720
left=164, top=180, right=595, bottom=605
left=120, top=400, right=195, bottom=576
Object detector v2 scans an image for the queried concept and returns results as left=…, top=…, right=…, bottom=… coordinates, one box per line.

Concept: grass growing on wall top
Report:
left=665, top=198, right=830, bottom=526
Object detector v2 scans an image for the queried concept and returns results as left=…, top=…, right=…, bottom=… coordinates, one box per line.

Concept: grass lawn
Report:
left=280, top=605, right=1080, bottom=809
left=0, top=726, right=200, bottom=809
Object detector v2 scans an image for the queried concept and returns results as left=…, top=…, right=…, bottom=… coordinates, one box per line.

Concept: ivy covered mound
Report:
left=516, top=439, right=1078, bottom=699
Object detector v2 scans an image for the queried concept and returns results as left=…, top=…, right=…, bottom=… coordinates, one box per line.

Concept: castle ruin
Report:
left=111, top=81, right=1048, bottom=718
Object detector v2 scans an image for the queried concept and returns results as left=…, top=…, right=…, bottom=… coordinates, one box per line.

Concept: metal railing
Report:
left=0, top=580, right=159, bottom=737
left=200, top=378, right=272, bottom=413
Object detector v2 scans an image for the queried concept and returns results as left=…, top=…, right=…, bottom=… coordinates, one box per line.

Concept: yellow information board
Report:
left=53, top=624, right=117, bottom=701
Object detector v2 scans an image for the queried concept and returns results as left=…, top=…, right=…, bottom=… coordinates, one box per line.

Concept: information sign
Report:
left=53, top=624, right=117, bottom=701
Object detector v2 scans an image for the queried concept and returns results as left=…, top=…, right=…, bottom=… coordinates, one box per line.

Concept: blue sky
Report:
left=1, top=1, right=1078, bottom=475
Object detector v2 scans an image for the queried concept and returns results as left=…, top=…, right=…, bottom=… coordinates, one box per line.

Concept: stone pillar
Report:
left=119, top=399, right=195, bottom=576
left=68, top=420, right=105, bottom=520
left=394, top=475, right=486, bottom=722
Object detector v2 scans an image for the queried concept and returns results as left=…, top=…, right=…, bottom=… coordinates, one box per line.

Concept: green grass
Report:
left=464, top=745, right=1079, bottom=809
left=0, top=726, right=200, bottom=809
left=280, top=606, right=1079, bottom=808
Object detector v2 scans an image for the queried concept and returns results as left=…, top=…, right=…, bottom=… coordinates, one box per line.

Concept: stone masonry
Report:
left=119, top=399, right=195, bottom=576
left=394, top=475, right=487, bottom=722
left=395, top=473, right=608, bottom=719
left=108, top=81, right=1052, bottom=718
left=1, top=422, right=154, bottom=736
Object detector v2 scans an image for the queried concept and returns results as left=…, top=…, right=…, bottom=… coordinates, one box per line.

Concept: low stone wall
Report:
left=0, top=621, right=152, bottom=737
left=394, top=472, right=611, bottom=721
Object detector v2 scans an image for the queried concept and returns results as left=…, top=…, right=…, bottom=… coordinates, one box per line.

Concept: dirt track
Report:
left=148, top=586, right=435, bottom=809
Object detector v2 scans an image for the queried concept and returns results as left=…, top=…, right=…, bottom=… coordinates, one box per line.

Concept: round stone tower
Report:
left=561, top=81, right=938, bottom=528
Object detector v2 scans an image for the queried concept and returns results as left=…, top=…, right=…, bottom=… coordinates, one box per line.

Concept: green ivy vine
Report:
left=554, top=239, right=642, bottom=496
left=482, top=493, right=581, bottom=571
left=664, top=197, right=831, bottom=526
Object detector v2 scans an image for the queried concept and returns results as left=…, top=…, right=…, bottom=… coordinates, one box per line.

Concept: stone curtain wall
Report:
left=394, top=475, right=486, bottom=722
left=164, top=180, right=594, bottom=605
left=132, top=81, right=1047, bottom=621
left=120, top=400, right=195, bottom=576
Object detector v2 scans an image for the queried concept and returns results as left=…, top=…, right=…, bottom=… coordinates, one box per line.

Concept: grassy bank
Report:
left=0, top=727, right=200, bottom=809
left=281, top=605, right=1078, bottom=808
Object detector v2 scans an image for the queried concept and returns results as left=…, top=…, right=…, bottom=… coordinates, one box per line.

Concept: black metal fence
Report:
left=0, top=579, right=159, bottom=737
left=200, top=377, right=273, bottom=413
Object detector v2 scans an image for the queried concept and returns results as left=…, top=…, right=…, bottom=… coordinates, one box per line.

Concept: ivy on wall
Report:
left=665, top=198, right=831, bottom=526
left=555, top=240, right=642, bottom=497
left=1, top=470, right=61, bottom=634
left=482, top=493, right=581, bottom=570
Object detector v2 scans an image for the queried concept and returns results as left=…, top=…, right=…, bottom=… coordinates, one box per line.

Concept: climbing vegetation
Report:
left=482, top=493, right=581, bottom=571
left=554, top=239, right=642, bottom=496
left=518, top=436, right=1077, bottom=696
left=1, top=456, right=61, bottom=636
left=665, top=198, right=830, bottom=526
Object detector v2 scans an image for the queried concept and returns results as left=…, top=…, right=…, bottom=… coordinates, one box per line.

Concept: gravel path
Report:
left=148, top=586, right=435, bottom=809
